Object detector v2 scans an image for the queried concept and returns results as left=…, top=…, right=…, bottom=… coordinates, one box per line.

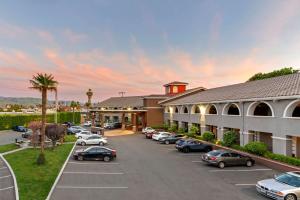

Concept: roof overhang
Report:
left=90, top=109, right=148, bottom=113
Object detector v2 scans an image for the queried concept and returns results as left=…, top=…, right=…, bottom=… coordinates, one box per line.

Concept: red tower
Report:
left=164, top=81, right=188, bottom=95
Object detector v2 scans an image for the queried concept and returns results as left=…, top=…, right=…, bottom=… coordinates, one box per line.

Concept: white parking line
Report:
left=235, top=184, right=256, bottom=186
left=178, top=153, right=203, bottom=156
left=0, top=167, right=7, bottom=170
left=0, top=186, right=14, bottom=191
left=68, top=162, right=120, bottom=165
left=191, top=160, right=203, bottom=163
left=0, top=175, right=12, bottom=179
left=209, top=168, right=272, bottom=172
left=56, top=186, right=128, bottom=189
left=63, top=172, right=124, bottom=175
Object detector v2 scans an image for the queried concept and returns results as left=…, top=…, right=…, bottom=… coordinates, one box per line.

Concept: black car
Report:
left=113, top=122, right=122, bottom=129
left=175, top=139, right=213, bottom=153
left=13, top=126, right=28, bottom=132
left=62, top=122, right=74, bottom=128
left=159, top=134, right=184, bottom=144
left=73, top=146, right=117, bottom=162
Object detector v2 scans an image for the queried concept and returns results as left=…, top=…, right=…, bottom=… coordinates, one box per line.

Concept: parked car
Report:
left=176, top=139, right=213, bottom=153
left=13, top=126, right=27, bottom=132
left=256, top=171, right=300, bottom=200
left=142, top=127, right=155, bottom=134
left=113, top=122, right=122, bottom=129
left=67, top=127, right=81, bottom=135
left=83, top=121, right=92, bottom=127
left=159, top=134, right=185, bottom=144
left=202, top=150, right=255, bottom=168
left=75, top=130, right=96, bottom=139
left=21, top=129, right=33, bottom=138
left=70, top=126, right=86, bottom=131
left=62, top=122, right=74, bottom=128
left=76, top=135, right=108, bottom=146
left=152, top=132, right=172, bottom=141
left=145, top=131, right=156, bottom=139
left=73, top=146, right=116, bottom=162
left=104, top=122, right=114, bottom=129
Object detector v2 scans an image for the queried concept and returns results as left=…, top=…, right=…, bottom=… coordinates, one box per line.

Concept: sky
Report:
left=1, top=0, right=300, bottom=102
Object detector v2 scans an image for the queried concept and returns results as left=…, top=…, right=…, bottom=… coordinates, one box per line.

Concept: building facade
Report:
left=160, top=74, right=300, bottom=158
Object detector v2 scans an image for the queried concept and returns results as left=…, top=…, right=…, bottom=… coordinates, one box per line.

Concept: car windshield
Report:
left=208, top=150, right=222, bottom=156
left=275, top=173, right=300, bottom=187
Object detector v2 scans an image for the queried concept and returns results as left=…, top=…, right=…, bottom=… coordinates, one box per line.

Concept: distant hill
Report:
left=0, top=97, right=73, bottom=106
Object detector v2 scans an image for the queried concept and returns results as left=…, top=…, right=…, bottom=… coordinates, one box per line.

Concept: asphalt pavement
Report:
left=0, top=156, right=15, bottom=200
left=50, top=133, right=273, bottom=200
left=0, top=130, right=22, bottom=145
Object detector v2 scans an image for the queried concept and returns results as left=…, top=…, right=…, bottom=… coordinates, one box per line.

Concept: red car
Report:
left=145, top=131, right=157, bottom=139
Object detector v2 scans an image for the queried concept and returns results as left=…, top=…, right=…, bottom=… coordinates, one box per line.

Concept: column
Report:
left=121, top=113, right=125, bottom=130
left=272, top=136, right=292, bottom=156
left=100, top=113, right=104, bottom=127
left=132, top=113, right=137, bottom=132
left=188, top=123, right=193, bottom=132
left=217, top=127, right=225, bottom=141
left=200, top=113, right=206, bottom=135
left=239, top=131, right=254, bottom=146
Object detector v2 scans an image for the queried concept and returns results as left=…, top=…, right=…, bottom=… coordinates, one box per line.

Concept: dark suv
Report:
left=175, top=139, right=213, bottom=153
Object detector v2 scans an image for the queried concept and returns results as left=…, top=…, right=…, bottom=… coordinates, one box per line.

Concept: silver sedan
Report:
left=256, top=171, right=300, bottom=200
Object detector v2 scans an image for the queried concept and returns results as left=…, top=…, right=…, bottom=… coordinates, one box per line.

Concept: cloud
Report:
left=63, top=29, right=88, bottom=43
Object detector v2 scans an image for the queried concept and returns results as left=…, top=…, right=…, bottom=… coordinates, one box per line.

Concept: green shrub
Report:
left=168, top=124, right=178, bottom=132
left=178, top=127, right=185, bottom=134
left=231, top=144, right=246, bottom=151
left=244, top=141, right=268, bottom=156
left=0, top=112, right=81, bottom=130
left=223, top=131, right=238, bottom=147
left=189, top=125, right=199, bottom=135
left=264, top=152, right=300, bottom=166
left=194, top=135, right=203, bottom=140
left=202, top=131, right=215, bottom=142
left=151, top=124, right=169, bottom=130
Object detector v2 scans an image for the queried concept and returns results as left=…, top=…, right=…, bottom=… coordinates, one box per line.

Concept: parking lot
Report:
left=51, top=133, right=275, bottom=200
left=0, top=130, right=22, bottom=145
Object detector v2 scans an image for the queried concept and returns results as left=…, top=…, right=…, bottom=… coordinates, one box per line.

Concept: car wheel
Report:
left=81, top=142, right=86, bottom=146
left=285, top=194, right=297, bottom=200
left=78, top=136, right=82, bottom=139
left=165, top=140, right=170, bottom=145
left=99, top=142, right=104, bottom=146
left=246, top=160, right=253, bottom=167
left=218, top=161, right=225, bottom=169
left=103, top=156, right=110, bottom=162
left=78, top=156, right=84, bottom=161
left=183, top=147, right=190, bottom=153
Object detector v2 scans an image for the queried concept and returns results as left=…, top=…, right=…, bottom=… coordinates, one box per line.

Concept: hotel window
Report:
left=173, top=86, right=178, bottom=93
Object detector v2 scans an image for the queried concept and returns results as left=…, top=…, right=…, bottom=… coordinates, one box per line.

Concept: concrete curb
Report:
left=2, top=147, right=28, bottom=156
left=45, top=143, right=76, bottom=200
left=0, top=154, right=19, bottom=200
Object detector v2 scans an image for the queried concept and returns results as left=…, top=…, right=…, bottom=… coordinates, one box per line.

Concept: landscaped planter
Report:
left=199, top=140, right=300, bottom=172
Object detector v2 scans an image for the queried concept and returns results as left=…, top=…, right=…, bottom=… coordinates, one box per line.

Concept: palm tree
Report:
left=29, top=73, right=58, bottom=164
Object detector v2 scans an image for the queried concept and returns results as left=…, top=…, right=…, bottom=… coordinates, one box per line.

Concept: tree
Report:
left=248, top=67, right=298, bottom=82
left=29, top=73, right=58, bottom=164
left=45, top=124, right=66, bottom=148
left=70, top=101, right=80, bottom=123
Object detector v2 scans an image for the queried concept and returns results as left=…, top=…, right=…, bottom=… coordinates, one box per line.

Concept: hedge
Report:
left=0, top=112, right=81, bottom=130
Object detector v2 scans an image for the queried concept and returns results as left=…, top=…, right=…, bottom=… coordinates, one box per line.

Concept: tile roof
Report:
left=160, top=73, right=300, bottom=105
left=97, top=96, right=144, bottom=108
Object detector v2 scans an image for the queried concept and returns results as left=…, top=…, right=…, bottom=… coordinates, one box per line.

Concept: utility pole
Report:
left=119, top=91, right=125, bottom=97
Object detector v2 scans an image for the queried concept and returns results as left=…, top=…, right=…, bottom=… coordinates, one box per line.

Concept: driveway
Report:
left=0, top=156, right=15, bottom=200
left=50, top=133, right=273, bottom=200
left=0, top=130, right=22, bottom=145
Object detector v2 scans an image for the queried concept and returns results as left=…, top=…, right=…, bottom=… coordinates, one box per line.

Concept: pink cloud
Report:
left=63, top=29, right=88, bottom=43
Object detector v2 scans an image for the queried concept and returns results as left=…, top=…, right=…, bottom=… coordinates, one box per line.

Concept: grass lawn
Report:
left=64, top=134, right=77, bottom=142
left=4, top=143, right=74, bottom=200
left=0, top=143, right=19, bottom=153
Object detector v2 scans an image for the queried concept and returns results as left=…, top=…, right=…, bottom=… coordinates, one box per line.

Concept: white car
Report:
left=70, top=126, right=86, bottom=131
left=152, top=132, right=171, bottom=141
left=142, top=127, right=155, bottom=134
left=76, top=135, right=108, bottom=146
left=83, top=121, right=92, bottom=127
left=75, top=130, right=96, bottom=139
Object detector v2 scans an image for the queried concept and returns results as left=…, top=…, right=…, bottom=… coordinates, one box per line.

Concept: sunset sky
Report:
left=1, top=0, right=300, bottom=102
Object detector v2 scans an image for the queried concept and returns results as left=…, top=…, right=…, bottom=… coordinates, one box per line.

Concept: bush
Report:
left=168, top=124, right=178, bottom=133
left=178, top=127, right=185, bottom=134
left=264, top=152, right=300, bottom=166
left=202, top=131, right=215, bottom=142
left=36, top=153, right=46, bottom=165
left=151, top=124, right=169, bottom=130
left=222, top=131, right=238, bottom=147
left=189, top=125, right=199, bottom=135
left=194, top=135, right=203, bottom=140
left=0, top=112, right=81, bottom=130
left=231, top=144, right=246, bottom=151
left=244, top=141, right=268, bottom=156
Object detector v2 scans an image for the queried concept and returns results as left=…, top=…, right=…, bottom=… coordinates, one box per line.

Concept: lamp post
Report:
left=55, top=88, right=58, bottom=123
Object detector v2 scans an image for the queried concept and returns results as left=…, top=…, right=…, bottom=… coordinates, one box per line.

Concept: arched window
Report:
left=253, top=103, right=272, bottom=116
left=183, top=106, right=188, bottom=114
left=133, top=107, right=138, bottom=110
left=194, top=106, right=200, bottom=114
left=114, top=107, right=118, bottom=110
left=292, top=104, right=300, bottom=117
left=227, top=104, right=240, bottom=115
left=164, top=107, right=169, bottom=113
left=175, top=107, right=179, bottom=113
left=207, top=105, right=217, bottom=114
